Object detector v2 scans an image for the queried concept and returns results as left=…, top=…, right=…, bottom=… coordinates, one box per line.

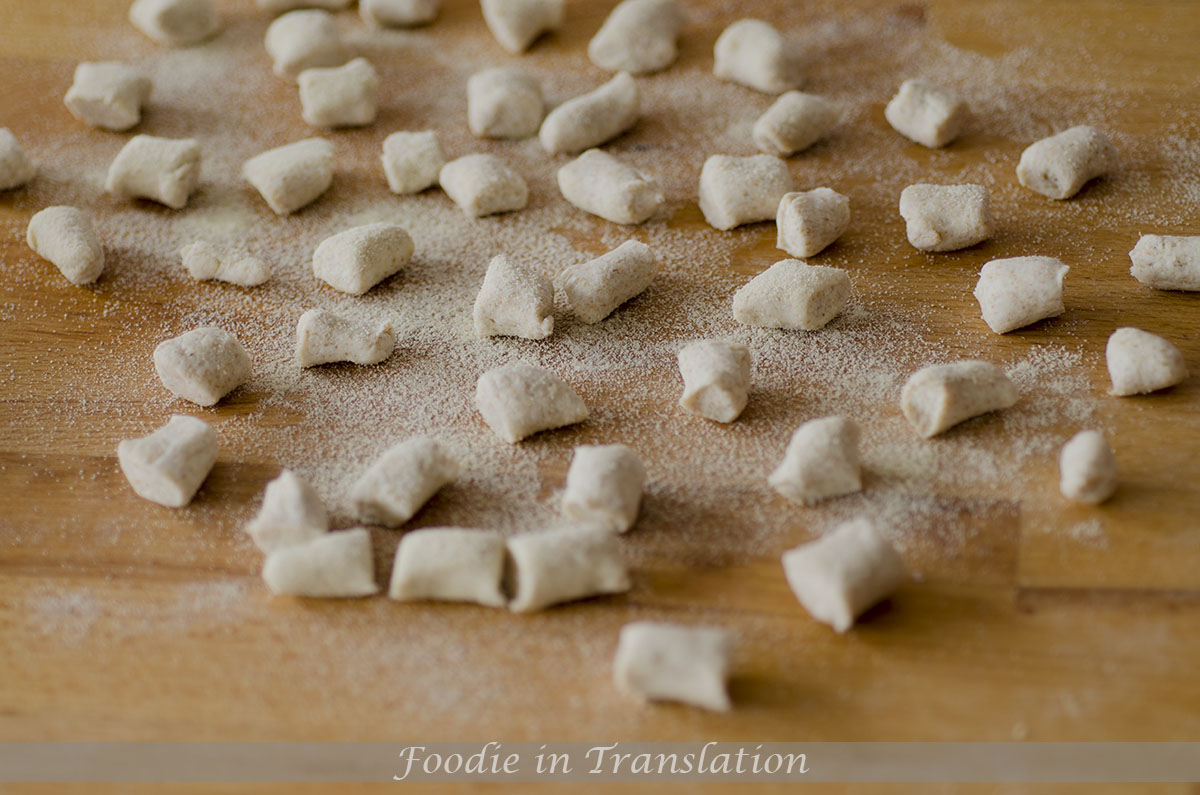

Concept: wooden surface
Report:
left=2, top=0, right=1200, bottom=790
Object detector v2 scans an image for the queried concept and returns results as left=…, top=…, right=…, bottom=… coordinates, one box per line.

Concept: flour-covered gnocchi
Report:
left=117, top=415, right=218, bottom=508
left=153, top=327, right=252, bottom=406
left=539, top=72, right=639, bottom=155
left=782, top=518, right=906, bottom=632
left=899, top=183, right=993, bottom=252
left=481, top=0, right=564, bottom=53
left=900, top=360, right=1017, bottom=438
left=472, top=255, right=554, bottom=340
left=468, top=67, right=543, bottom=139
left=776, top=188, right=850, bottom=258
left=298, top=57, right=378, bottom=128
left=562, top=444, right=645, bottom=533
left=381, top=131, right=445, bottom=194
left=0, top=129, right=35, bottom=191
left=130, top=0, right=219, bottom=46
left=768, top=416, right=862, bottom=505
left=350, top=437, right=460, bottom=527
left=1129, top=235, right=1200, bottom=291
left=972, top=256, right=1068, bottom=334
left=246, top=469, right=329, bottom=553
left=587, top=0, right=684, bottom=75
left=507, top=524, right=630, bottom=612
left=439, top=154, right=529, bottom=217
left=558, top=239, right=658, bottom=324
left=312, top=223, right=414, bottom=294
left=64, top=62, right=152, bottom=131
left=244, top=138, right=334, bottom=215
left=475, top=363, right=588, bottom=442
left=360, top=0, right=440, bottom=27
left=295, top=308, right=395, bottom=367
left=713, top=18, right=800, bottom=94
left=733, top=259, right=850, bottom=331
left=1059, top=430, right=1118, bottom=505
left=1017, top=125, right=1113, bottom=200
left=677, top=340, right=750, bottom=423
left=753, top=91, right=838, bottom=157
left=698, top=154, right=792, bottom=230
left=265, top=9, right=349, bottom=81
left=557, top=149, right=663, bottom=225
left=181, top=241, right=270, bottom=287
left=262, top=528, right=379, bottom=598
left=1106, top=327, right=1187, bottom=396
left=388, top=527, right=507, bottom=607
left=614, top=621, right=733, bottom=711
left=105, top=135, right=201, bottom=209
left=26, top=206, right=105, bottom=285
left=884, top=79, right=967, bottom=149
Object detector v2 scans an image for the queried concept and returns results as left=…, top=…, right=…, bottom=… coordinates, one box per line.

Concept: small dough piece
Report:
left=0, top=128, right=36, bottom=190
left=381, top=130, right=445, bottom=194
left=677, top=340, right=750, bottom=423
left=698, top=154, right=793, bottom=230
left=129, top=0, right=219, bottom=46
left=153, top=327, right=252, bottom=406
left=614, top=621, right=732, bottom=711
left=105, top=135, right=200, bottom=209
left=262, top=528, right=379, bottom=598
left=298, top=57, right=378, bottom=128
left=776, top=188, right=850, bottom=258
left=561, top=444, right=645, bottom=533
left=587, top=0, right=684, bottom=75
left=388, top=527, right=506, bottom=606
left=243, top=138, right=334, bottom=215
left=713, top=18, right=800, bottom=94
left=312, top=222, right=414, bottom=294
left=884, top=79, right=967, bottom=149
left=472, top=255, right=554, bottom=340
left=26, top=206, right=105, bottom=285
left=1059, top=430, right=1118, bottom=505
left=361, top=0, right=440, bottom=26
left=539, top=72, right=639, bottom=155
left=467, top=67, right=543, bottom=140
left=1105, top=327, right=1187, bottom=396
left=475, top=363, right=588, bottom=443
left=295, top=308, right=395, bottom=367
left=732, top=259, right=850, bottom=331
left=1017, top=125, right=1113, bottom=200
left=258, top=0, right=353, bottom=13
left=899, top=183, right=993, bottom=252
left=753, top=91, right=838, bottom=157
left=439, top=154, right=528, bottom=217
left=507, top=523, right=630, bottom=612
left=481, top=0, right=564, bottom=53
left=265, top=9, right=349, bottom=81
left=973, top=256, right=1068, bottom=334
left=900, top=360, right=1017, bottom=438
left=1129, top=235, right=1200, bottom=291
left=350, top=436, right=460, bottom=526
left=117, top=415, right=217, bottom=508
left=557, top=149, right=663, bottom=225
left=246, top=469, right=329, bottom=552
left=181, top=241, right=270, bottom=287
left=768, top=416, right=861, bottom=505
left=781, top=518, right=906, bottom=632
left=64, top=62, right=152, bottom=132
left=558, top=239, right=657, bottom=324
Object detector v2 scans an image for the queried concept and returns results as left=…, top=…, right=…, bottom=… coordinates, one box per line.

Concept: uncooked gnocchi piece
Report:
left=781, top=518, right=906, bottom=632
left=614, top=621, right=732, bottom=711
left=105, top=135, right=201, bottom=209
left=1105, top=327, right=1187, bottom=396
left=295, top=308, right=395, bottom=367
left=733, top=259, right=850, bottom=331
left=468, top=68, right=543, bottom=140
left=753, top=91, right=838, bottom=157
left=884, top=79, right=967, bottom=149
left=558, top=239, right=657, bottom=324
left=557, top=149, right=663, bottom=225
left=439, top=154, right=528, bottom=217
left=475, top=363, right=588, bottom=443
left=768, top=416, right=862, bottom=505
left=1017, top=125, right=1113, bottom=200
left=899, top=183, right=993, bottom=252
left=472, top=255, right=554, bottom=340
left=900, top=360, right=1017, bottom=438
left=26, top=206, right=105, bottom=285
left=246, top=469, right=329, bottom=553
left=481, top=0, right=564, bottom=53
left=562, top=444, right=645, bottom=533
left=587, top=0, right=684, bottom=75
left=258, top=0, right=352, bottom=13
left=117, top=415, right=217, bottom=508
left=243, top=137, right=334, bottom=215
left=262, top=528, right=379, bottom=598
left=181, top=241, right=270, bottom=287
left=539, top=72, right=639, bottom=155
left=698, top=154, right=793, bottom=230
left=1059, top=430, right=1118, bottom=505
left=129, top=0, right=219, bottom=46
left=507, top=523, right=630, bottom=612
left=154, top=327, right=252, bottom=406
left=677, top=340, right=750, bottom=423
left=776, top=188, right=850, bottom=258
left=298, top=57, right=378, bottom=128
left=0, top=128, right=35, bottom=190
left=64, top=62, right=152, bottom=132
left=381, top=130, right=445, bottom=194
left=972, top=256, right=1068, bottom=334
left=265, top=9, right=349, bottom=81
left=360, top=0, right=440, bottom=27
left=312, top=222, right=414, bottom=294
left=350, top=436, right=460, bottom=527
left=1129, top=235, right=1200, bottom=291
left=713, top=18, right=800, bottom=94
left=388, top=527, right=507, bottom=606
